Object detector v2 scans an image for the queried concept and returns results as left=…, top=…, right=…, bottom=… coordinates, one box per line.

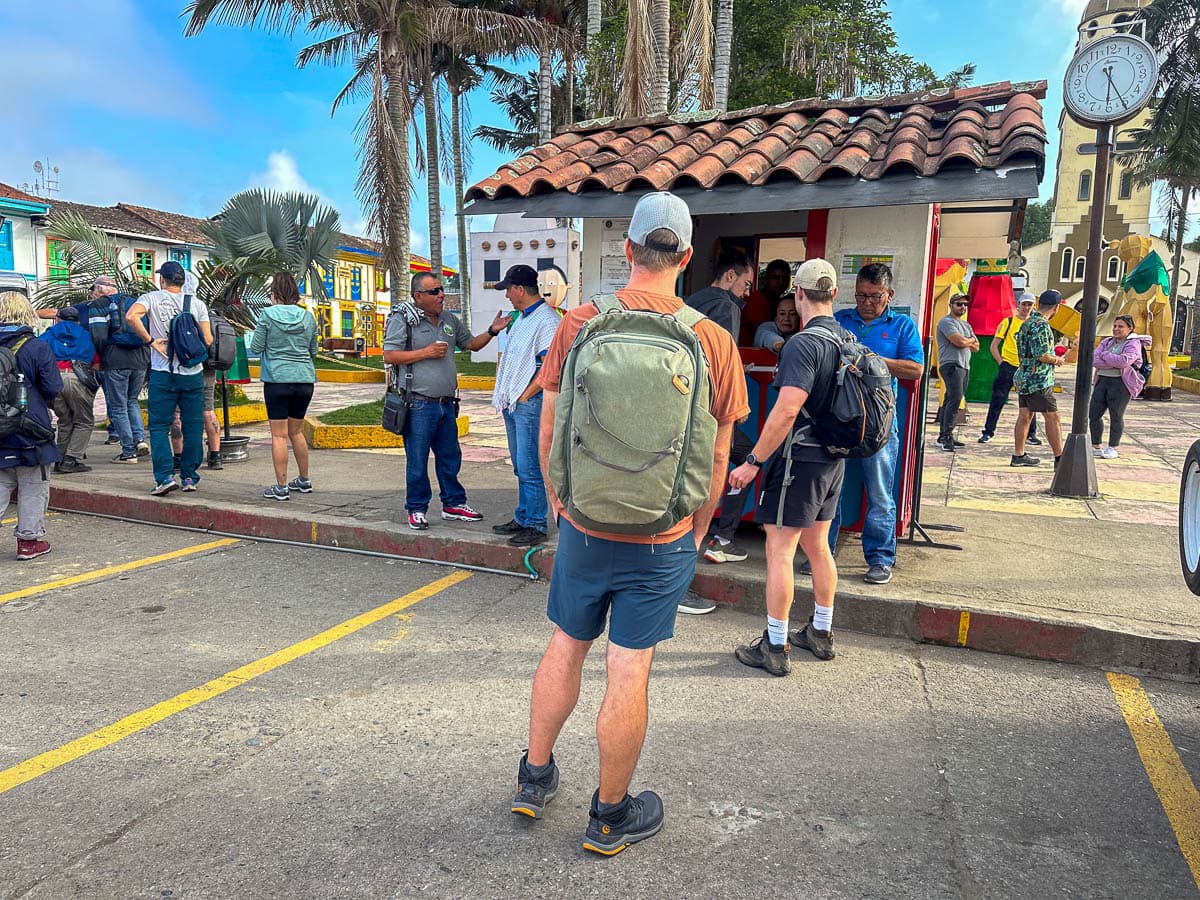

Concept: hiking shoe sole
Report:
left=583, top=819, right=664, bottom=856
left=511, top=784, right=558, bottom=819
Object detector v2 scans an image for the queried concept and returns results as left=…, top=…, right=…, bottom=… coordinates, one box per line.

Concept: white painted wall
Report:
left=469, top=216, right=580, bottom=363
left=823, top=204, right=934, bottom=331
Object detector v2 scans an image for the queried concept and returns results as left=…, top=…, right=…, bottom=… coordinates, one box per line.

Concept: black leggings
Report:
left=1089, top=376, right=1131, bottom=447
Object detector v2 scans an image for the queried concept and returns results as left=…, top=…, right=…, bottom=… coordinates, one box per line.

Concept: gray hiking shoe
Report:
left=511, top=752, right=559, bottom=820
left=583, top=789, right=664, bottom=856
left=734, top=630, right=791, bottom=676
left=789, top=617, right=836, bottom=661
left=677, top=590, right=716, bottom=615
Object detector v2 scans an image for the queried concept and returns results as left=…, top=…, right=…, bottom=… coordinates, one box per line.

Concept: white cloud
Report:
left=257, top=152, right=321, bottom=195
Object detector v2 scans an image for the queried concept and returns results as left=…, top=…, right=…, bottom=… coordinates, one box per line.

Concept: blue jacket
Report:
left=0, top=325, right=63, bottom=469
left=43, top=319, right=97, bottom=363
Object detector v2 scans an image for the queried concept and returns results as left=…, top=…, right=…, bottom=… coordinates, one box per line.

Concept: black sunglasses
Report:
left=418, top=286, right=444, bottom=296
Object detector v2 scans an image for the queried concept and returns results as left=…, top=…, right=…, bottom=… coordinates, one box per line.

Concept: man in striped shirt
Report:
left=490, top=265, right=562, bottom=546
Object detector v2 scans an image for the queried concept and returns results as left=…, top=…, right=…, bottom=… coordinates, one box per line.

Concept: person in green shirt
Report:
left=1011, top=291, right=1065, bottom=468
left=979, top=292, right=1039, bottom=445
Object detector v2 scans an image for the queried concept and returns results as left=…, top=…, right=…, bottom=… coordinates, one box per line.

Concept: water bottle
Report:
left=13, top=373, right=28, bottom=411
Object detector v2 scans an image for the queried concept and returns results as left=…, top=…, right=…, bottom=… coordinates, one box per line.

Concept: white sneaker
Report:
left=1101, top=447, right=1119, bottom=460
left=1092, top=445, right=1104, bottom=457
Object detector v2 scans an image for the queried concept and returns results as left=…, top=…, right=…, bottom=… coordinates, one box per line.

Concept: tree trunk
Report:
left=565, top=51, right=575, bottom=127
left=713, top=0, right=733, bottom=111
left=452, top=85, right=470, bottom=329
left=587, top=0, right=601, bottom=40
left=386, top=69, right=410, bottom=300
left=650, top=0, right=670, bottom=116
left=423, top=78, right=443, bottom=285
left=538, top=45, right=553, bottom=144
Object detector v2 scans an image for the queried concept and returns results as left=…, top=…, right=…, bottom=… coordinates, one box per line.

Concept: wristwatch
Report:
left=746, top=452, right=760, bottom=467
left=487, top=325, right=500, bottom=337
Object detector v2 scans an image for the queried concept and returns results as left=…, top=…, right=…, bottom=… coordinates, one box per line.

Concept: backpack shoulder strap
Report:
left=593, top=294, right=622, bottom=315
left=671, top=303, right=705, bottom=331
left=800, top=324, right=845, bottom=347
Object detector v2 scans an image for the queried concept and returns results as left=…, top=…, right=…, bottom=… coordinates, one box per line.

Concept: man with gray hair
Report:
left=512, top=191, right=747, bottom=854
left=382, top=270, right=507, bottom=530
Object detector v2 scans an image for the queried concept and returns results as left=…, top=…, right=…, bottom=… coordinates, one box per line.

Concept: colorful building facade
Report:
left=298, top=233, right=458, bottom=351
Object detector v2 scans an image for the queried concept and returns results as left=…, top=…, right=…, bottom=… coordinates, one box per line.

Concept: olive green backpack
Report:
left=549, top=294, right=718, bottom=536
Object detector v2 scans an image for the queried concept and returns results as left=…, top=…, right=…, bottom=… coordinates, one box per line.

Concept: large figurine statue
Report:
left=1101, top=235, right=1173, bottom=400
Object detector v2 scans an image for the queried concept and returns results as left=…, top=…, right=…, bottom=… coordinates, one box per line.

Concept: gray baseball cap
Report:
left=628, top=192, right=692, bottom=253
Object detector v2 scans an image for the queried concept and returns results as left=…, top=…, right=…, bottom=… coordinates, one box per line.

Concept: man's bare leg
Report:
left=527, top=628, right=592, bottom=767
left=799, top=520, right=837, bottom=612
left=1014, top=408, right=1033, bottom=457
left=764, top=525, right=804, bottom=621
left=1043, top=410, right=1064, bottom=457
left=596, top=643, right=655, bottom=804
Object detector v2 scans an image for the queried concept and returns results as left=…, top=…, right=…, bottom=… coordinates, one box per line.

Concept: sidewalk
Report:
left=61, top=383, right=1199, bottom=679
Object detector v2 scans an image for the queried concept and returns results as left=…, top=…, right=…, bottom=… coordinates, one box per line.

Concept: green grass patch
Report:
left=312, top=354, right=379, bottom=371
left=455, top=354, right=496, bottom=378
left=1176, top=368, right=1200, bottom=380
left=307, top=351, right=494, bottom=377
left=318, top=399, right=385, bottom=426
left=138, top=382, right=253, bottom=409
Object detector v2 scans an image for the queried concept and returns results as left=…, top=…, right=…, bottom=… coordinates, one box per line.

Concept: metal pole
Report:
left=220, top=369, right=232, bottom=441
left=1052, top=123, right=1111, bottom=498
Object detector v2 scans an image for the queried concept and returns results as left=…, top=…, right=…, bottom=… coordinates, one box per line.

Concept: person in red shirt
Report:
left=511, top=192, right=748, bottom=855
left=738, top=258, right=791, bottom=346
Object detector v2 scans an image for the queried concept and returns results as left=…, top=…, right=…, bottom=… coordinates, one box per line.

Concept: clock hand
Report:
left=1104, top=67, right=1129, bottom=109
left=1104, top=68, right=1113, bottom=103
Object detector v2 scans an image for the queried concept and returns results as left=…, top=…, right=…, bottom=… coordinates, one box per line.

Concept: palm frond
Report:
left=183, top=0, right=312, bottom=36
left=620, top=0, right=657, bottom=118
left=673, top=0, right=713, bottom=113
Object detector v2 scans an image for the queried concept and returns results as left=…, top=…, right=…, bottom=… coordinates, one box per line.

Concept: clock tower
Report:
left=1045, top=0, right=1152, bottom=303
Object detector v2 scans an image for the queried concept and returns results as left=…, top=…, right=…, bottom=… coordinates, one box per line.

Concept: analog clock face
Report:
left=1064, top=33, right=1158, bottom=124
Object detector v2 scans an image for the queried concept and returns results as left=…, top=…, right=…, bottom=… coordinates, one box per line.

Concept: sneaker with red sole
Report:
left=16, top=539, right=51, bottom=560
left=408, top=511, right=429, bottom=530
left=441, top=503, right=482, bottom=522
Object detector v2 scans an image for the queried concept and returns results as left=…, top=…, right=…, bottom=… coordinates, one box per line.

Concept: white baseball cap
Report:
left=796, top=258, right=838, bottom=291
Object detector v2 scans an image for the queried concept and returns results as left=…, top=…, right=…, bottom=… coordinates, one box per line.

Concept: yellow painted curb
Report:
left=458, top=375, right=496, bottom=390
left=136, top=403, right=268, bottom=427
left=303, top=414, right=469, bottom=449
left=247, top=365, right=384, bottom=384
left=1174, top=375, right=1200, bottom=396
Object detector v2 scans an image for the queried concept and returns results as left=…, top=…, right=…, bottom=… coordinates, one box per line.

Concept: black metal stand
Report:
left=220, top=369, right=232, bottom=442
left=900, top=338, right=964, bottom=551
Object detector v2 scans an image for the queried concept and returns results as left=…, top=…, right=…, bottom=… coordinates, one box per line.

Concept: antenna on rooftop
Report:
left=22, top=159, right=61, bottom=199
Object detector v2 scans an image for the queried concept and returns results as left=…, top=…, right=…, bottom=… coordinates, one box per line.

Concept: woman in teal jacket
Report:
left=250, top=272, right=318, bottom=501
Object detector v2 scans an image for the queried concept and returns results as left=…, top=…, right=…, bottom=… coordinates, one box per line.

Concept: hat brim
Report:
left=494, top=279, right=513, bottom=290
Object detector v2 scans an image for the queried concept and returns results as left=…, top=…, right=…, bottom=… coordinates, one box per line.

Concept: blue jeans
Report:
left=148, top=370, right=204, bottom=485
left=502, top=394, right=547, bottom=531
left=828, top=427, right=899, bottom=567
left=402, top=398, right=466, bottom=513
left=104, top=368, right=147, bottom=456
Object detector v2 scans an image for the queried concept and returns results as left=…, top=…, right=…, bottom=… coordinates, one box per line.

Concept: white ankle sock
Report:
left=766, top=615, right=788, bottom=646
left=812, top=605, right=833, bottom=633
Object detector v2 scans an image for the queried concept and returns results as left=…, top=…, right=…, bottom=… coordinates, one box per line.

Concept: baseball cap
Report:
left=628, top=192, right=692, bottom=253
left=1017, top=292, right=1036, bottom=305
left=495, top=264, right=539, bottom=290
left=1038, top=289, right=1062, bottom=308
left=795, top=258, right=838, bottom=291
left=155, top=260, right=186, bottom=283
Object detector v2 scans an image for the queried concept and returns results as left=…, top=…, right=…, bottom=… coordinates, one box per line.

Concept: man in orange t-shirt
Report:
left=510, top=192, right=748, bottom=856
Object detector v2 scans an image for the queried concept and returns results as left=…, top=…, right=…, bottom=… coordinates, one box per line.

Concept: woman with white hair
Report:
left=0, top=290, right=63, bottom=559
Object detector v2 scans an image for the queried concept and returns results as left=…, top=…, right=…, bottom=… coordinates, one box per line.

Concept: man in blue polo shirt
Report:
left=801, top=262, right=923, bottom=585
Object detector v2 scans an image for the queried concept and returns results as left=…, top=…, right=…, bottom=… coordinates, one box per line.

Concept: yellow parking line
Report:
left=0, top=539, right=240, bottom=607
left=0, top=569, right=471, bottom=796
left=1, top=513, right=56, bottom=526
left=1107, top=672, right=1200, bottom=891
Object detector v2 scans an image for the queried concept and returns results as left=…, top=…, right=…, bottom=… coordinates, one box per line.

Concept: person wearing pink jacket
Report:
left=1089, top=315, right=1151, bottom=459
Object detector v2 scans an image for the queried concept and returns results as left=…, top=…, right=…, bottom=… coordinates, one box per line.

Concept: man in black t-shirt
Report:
left=683, top=249, right=752, bottom=340
left=728, top=258, right=845, bottom=677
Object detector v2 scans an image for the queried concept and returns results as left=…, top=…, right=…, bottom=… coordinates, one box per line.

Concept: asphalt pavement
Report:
left=2, top=514, right=1198, bottom=898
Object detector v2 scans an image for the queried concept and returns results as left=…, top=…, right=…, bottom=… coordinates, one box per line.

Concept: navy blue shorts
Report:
left=547, top=518, right=698, bottom=650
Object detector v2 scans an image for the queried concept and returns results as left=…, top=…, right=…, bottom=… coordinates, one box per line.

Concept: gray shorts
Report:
left=203, top=371, right=216, bottom=412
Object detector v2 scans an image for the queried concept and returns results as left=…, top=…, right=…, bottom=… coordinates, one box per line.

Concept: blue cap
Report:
left=155, top=260, right=186, bottom=283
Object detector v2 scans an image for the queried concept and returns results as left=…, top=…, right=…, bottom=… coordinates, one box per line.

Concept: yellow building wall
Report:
left=298, top=251, right=387, bottom=345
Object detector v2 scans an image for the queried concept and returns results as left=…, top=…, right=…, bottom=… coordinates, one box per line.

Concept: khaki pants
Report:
left=53, top=368, right=97, bottom=461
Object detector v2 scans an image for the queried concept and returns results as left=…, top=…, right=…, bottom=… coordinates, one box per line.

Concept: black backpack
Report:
left=205, top=313, right=237, bottom=371
left=798, top=324, right=896, bottom=459
left=0, top=336, right=54, bottom=444
left=1138, top=343, right=1153, bottom=381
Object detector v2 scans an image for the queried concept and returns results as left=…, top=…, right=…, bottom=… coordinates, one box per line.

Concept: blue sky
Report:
left=0, top=0, right=1189, bottom=269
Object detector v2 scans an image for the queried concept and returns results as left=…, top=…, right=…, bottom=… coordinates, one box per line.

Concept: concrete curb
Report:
left=301, top=415, right=470, bottom=449
left=46, top=486, right=1199, bottom=679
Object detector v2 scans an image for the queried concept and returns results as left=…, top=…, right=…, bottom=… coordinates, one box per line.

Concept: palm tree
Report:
left=650, top=0, right=669, bottom=115
left=419, top=72, right=445, bottom=282
left=1126, top=0, right=1200, bottom=357
left=184, top=0, right=555, bottom=297
left=472, top=68, right=579, bottom=153
left=713, top=0, right=733, bottom=112
left=35, top=190, right=341, bottom=329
